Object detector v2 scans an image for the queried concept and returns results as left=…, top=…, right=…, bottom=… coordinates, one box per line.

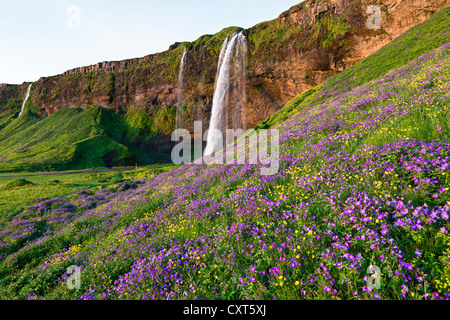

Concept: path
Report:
left=0, top=167, right=136, bottom=178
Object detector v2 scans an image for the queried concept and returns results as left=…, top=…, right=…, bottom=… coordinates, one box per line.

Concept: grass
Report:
left=0, top=164, right=180, bottom=215
left=0, top=99, right=22, bottom=131
left=254, top=86, right=321, bottom=131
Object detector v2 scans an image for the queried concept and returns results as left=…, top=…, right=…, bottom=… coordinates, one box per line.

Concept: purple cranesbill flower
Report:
left=269, top=267, right=280, bottom=276
left=362, top=286, right=372, bottom=294
left=415, top=249, right=423, bottom=257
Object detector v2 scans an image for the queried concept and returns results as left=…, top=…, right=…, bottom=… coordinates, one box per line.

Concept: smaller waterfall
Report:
left=18, top=84, right=32, bottom=118
left=176, top=48, right=188, bottom=131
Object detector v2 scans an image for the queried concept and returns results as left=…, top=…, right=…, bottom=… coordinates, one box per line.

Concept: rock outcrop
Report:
left=0, top=84, right=20, bottom=101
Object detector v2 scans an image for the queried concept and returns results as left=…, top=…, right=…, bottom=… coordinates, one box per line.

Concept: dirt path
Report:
left=0, top=167, right=136, bottom=178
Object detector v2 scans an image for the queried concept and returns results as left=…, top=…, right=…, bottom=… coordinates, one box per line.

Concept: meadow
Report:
left=0, top=164, right=179, bottom=214
left=0, top=7, right=449, bottom=301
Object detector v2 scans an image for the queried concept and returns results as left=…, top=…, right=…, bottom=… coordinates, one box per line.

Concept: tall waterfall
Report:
left=204, top=32, right=247, bottom=156
left=18, top=83, right=32, bottom=118
left=176, top=48, right=188, bottom=131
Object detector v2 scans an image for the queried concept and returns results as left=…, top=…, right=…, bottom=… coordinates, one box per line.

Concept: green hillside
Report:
left=0, top=104, right=172, bottom=173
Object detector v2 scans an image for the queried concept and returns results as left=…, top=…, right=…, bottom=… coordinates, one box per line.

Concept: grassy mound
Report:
left=3, top=179, right=35, bottom=189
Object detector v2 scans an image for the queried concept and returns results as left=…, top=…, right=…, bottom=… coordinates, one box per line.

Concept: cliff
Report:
left=1, top=0, right=449, bottom=139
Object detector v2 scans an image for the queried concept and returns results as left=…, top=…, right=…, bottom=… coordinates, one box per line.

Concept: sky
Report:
left=0, top=0, right=302, bottom=84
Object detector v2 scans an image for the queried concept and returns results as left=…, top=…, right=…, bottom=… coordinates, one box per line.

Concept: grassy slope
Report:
left=0, top=7, right=449, bottom=301
left=0, top=104, right=173, bottom=172
left=0, top=99, right=22, bottom=131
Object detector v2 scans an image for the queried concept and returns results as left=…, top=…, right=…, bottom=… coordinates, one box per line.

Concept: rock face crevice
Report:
left=1, top=0, right=449, bottom=138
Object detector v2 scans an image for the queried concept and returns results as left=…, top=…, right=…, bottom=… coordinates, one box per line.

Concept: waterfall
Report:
left=18, top=83, right=32, bottom=118
left=176, top=48, right=188, bottom=131
left=204, top=32, right=247, bottom=156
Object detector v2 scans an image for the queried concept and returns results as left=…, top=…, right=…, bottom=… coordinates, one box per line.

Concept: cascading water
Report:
left=18, top=83, right=32, bottom=118
left=204, top=32, right=247, bottom=156
left=176, top=48, right=188, bottom=131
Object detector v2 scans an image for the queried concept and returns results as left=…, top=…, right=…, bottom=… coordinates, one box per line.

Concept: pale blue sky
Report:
left=0, top=0, right=302, bottom=84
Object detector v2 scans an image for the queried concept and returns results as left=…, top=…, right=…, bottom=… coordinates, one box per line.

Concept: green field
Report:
left=0, top=164, right=180, bottom=215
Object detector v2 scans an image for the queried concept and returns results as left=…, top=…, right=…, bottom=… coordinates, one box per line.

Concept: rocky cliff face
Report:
left=244, top=0, right=450, bottom=123
left=1, top=0, right=449, bottom=141
left=0, top=84, right=21, bottom=101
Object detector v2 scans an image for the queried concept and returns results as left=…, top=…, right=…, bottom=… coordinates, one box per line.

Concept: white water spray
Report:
left=18, top=84, right=32, bottom=118
left=204, top=32, right=247, bottom=156
left=176, top=48, right=188, bottom=131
